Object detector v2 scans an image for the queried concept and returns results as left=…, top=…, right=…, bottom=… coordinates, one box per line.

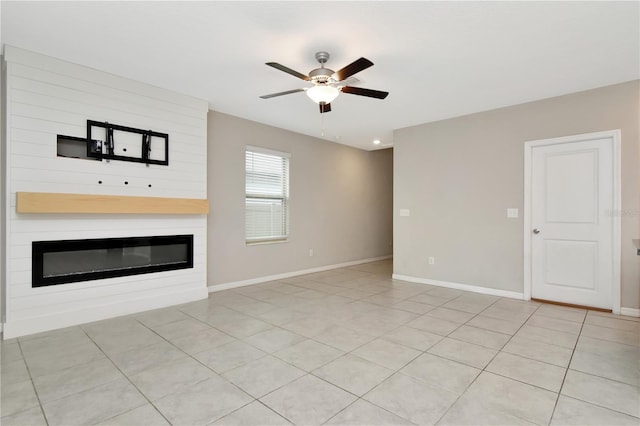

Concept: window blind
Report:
left=245, top=147, right=290, bottom=243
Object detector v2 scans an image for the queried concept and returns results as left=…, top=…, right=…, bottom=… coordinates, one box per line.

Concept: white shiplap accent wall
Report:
left=2, top=46, right=209, bottom=338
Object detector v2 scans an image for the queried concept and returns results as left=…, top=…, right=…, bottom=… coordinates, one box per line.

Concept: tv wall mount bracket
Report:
left=86, top=120, right=169, bottom=166
left=56, top=120, right=169, bottom=166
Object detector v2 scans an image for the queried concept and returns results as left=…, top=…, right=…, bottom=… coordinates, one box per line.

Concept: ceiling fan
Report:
left=260, top=51, right=389, bottom=113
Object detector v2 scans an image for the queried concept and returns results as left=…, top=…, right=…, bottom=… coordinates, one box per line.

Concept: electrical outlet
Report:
left=428, top=257, right=435, bottom=265
left=309, top=249, right=314, bottom=257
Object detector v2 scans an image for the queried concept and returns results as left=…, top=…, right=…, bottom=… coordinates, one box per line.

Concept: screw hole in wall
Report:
left=98, top=180, right=102, bottom=184
left=148, top=184, right=152, bottom=188
left=124, top=181, right=128, bottom=185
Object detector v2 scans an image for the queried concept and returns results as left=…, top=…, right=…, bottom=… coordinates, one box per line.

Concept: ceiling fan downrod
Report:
left=309, top=52, right=334, bottom=84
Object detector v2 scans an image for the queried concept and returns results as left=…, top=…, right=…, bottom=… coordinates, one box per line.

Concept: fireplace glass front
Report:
left=32, top=235, right=193, bottom=287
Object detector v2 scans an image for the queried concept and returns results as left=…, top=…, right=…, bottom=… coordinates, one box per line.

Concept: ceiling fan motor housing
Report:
left=309, top=67, right=335, bottom=84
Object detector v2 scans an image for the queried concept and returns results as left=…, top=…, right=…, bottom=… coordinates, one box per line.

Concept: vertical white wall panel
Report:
left=2, top=46, right=209, bottom=338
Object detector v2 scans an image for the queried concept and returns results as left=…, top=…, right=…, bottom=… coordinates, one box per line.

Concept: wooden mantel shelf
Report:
left=16, top=192, right=209, bottom=214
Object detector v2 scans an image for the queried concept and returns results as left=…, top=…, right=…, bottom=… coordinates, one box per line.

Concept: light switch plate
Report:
left=507, top=208, right=519, bottom=218
left=399, top=209, right=410, bottom=217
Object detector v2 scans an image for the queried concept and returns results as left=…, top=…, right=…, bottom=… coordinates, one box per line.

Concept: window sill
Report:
left=246, top=239, right=289, bottom=246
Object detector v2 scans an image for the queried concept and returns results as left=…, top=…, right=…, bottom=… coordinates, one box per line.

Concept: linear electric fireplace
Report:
left=32, top=235, right=193, bottom=287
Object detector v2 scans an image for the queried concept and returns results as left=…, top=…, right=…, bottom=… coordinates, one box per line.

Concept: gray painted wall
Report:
left=207, top=111, right=393, bottom=287
left=394, top=80, right=639, bottom=309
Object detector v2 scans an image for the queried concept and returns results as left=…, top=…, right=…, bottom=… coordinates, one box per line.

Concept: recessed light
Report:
left=373, top=139, right=381, bottom=145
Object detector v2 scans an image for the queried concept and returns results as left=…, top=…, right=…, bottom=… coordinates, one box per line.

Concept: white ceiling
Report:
left=2, top=1, right=638, bottom=150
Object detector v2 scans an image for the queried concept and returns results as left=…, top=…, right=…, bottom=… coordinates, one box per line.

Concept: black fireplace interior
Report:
left=32, top=235, right=193, bottom=287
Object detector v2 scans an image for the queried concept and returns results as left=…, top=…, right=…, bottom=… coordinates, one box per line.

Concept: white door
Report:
left=530, top=135, right=616, bottom=309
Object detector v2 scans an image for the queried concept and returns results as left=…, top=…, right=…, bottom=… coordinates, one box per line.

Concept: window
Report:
left=245, top=146, right=290, bottom=243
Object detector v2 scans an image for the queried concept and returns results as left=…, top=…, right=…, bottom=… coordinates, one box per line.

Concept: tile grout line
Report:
left=488, top=310, right=582, bottom=369
left=320, top=294, right=508, bottom=426
left=430, top=296, right=512, bottom=425
left=137, top=306, right=373, bottom=425
left=557, top=395, right=640, bottom=421
left=549, top=314, right=640, bottom=419
left=97, top=312, right=284, bottom=420
left=307, top=334, right=431, bottom=426
left=432, top=296, right=543, bottom=425
left=131, top=316, right=266, bottom=425
left=547, top=310, right=587, bottom=424
left=78, top=326, right=173, bottom=426
left=207, top=399, right=294, bottom=426
left=205, top=264, right=416, bottom=424
left=302, top=289, right=527, bottom=424
left=178, top=275, right=404, bottom=424
left=14, top=338, right=51, bottom=426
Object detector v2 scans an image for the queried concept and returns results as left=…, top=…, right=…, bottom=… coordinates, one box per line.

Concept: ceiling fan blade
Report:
left=341, top=86, right=389, bottom=99
left=335, top=77, right=360, bottom=87
left=266, top=62, right=310, bottom=81
left=319, top=103, right=332, bottom=114
left=334, top=57, right=373, bottom=81
left=259, top=89, right=305, bottom=99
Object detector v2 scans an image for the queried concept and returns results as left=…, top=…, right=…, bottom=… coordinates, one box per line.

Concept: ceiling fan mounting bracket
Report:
left=315, top=51, right=330, bottom=65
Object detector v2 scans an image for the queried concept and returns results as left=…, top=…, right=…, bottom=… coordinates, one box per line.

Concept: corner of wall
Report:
left=1, top=53, right=6, bottom=328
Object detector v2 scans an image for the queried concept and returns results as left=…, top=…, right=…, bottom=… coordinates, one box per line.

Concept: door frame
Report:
left=523, top=130, right=621, bottom=314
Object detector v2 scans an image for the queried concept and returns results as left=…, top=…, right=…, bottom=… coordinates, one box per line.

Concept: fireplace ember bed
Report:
left=32, top=235, right=193, bottom=287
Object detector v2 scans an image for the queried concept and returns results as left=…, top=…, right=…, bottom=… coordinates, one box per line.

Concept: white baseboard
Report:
left=620, top=307, right=640, bottom=318
left=208, top=255, right=393, bottom=293
left=392, top=274, right=525, bottom=300
left=2, top=287, right=207, bottom=339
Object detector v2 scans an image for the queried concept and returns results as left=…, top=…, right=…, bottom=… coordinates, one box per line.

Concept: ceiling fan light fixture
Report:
left=306, top=85, right=339, bottom=104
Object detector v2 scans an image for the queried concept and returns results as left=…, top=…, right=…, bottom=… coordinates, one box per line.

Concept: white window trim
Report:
left=246, top=145, right=291, bottom=158
left=245, top=146, right=290, bottom=245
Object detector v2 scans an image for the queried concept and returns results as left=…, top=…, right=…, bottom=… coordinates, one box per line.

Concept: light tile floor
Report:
left=1, top=260, right=639, bottom=425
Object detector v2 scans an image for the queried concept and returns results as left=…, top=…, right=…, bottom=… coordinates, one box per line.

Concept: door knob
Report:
left=533, top=228, right=541, bottom=234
